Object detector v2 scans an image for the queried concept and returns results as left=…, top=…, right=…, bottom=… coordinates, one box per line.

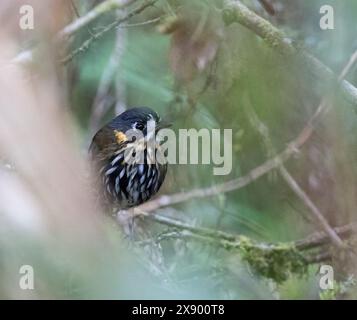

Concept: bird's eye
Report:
left=136, top=123, right=145, bottom=130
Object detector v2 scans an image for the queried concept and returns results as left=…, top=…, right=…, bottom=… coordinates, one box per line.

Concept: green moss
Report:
left=237, top=236, right=307, bottom=283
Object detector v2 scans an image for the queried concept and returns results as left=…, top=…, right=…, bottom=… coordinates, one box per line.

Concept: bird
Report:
left=89, top=107, right=169, bottom=210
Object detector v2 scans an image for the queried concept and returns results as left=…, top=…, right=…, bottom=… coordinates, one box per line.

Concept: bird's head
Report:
left=108, top=107, right=170, bottom=145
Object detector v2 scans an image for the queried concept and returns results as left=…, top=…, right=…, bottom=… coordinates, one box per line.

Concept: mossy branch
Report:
left=129, top=210, right=356, bottom=283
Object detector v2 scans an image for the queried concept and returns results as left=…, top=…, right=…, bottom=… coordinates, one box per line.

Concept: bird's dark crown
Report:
left=107, top=107, right=161, bottom=132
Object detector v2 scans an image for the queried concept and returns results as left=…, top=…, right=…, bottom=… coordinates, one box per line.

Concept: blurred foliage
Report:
left=2, top=0, right=357, bottom=299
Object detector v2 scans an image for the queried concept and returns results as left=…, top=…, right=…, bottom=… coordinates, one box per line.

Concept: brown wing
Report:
left=89, top=126, right=130, bottom=167
left=89, top=127, right=116, bottom=158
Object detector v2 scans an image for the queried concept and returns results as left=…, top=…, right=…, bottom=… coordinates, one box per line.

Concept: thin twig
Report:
left=339, top=49, right=357, bottom=81
left=60, top=0, right=158, bottom=65
left=139, top=210, right=238, bottom=242
left=279, top=167, right=344, bottom=247
left=134, top=209, right=286, bottom=253
left=116, top=16, right=161, bottom=27
left=12, top=0, right=137, bottom=64
left=68, top=0, right=96, bottom=37
left=59, top=0, right=136, bottom=39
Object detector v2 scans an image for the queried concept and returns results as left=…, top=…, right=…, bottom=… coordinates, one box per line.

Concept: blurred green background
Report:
left=2, top=0, right=357, bottom=299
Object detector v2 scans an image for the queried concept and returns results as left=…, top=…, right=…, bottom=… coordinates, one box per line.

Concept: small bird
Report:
left=89, top=107, right=169, bottom=209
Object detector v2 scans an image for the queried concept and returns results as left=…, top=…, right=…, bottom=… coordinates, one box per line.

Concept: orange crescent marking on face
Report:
left=114, top=130, right=127, bottom=144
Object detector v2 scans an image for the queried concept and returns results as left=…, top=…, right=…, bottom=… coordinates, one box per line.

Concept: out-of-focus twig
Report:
left=59, top=0, right=136, bottom=39
left=60, top=0, right=158, bottom=65
left=280, top=167, right=344, bottom=247
left=12, top=0, right=136, bottom=64
left=116, top=16, right=161, bottom=27
left=140, top=210, right=238, bottom=242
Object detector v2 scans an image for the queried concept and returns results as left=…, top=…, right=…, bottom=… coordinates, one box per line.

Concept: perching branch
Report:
left=222, top=0, right=357, bottom=109
left=130, top=208, right=356, bottom=282
left=139, top=209, right=357, bottom=253
left=132, top=209, right=307, bottom=283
